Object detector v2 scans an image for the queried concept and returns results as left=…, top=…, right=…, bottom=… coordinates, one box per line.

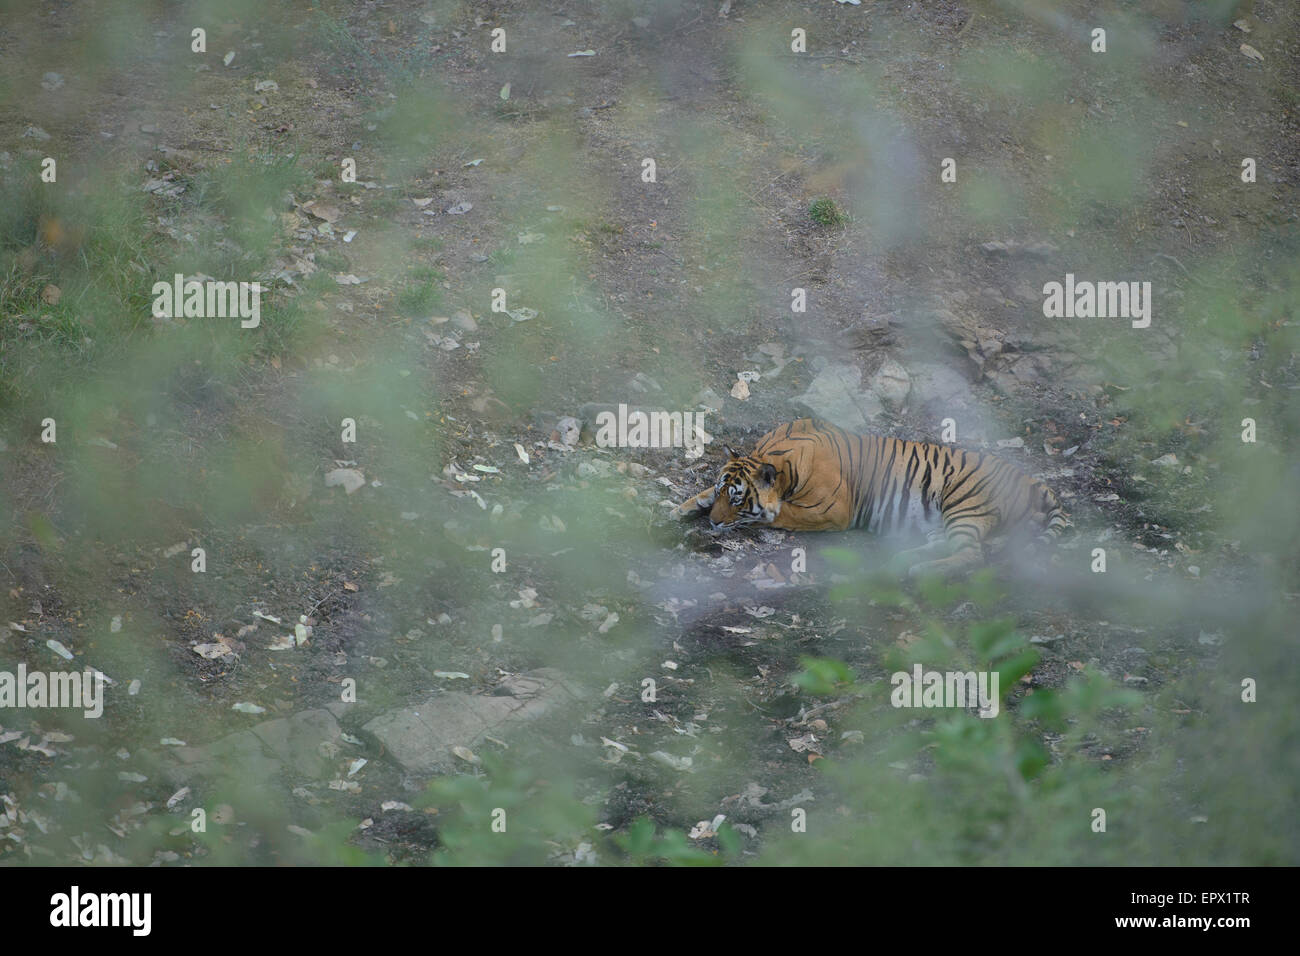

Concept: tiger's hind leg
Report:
left=906, top=543, right=984, bottom=579
left=889, top=530, right=949, bottom=575
left=907, top=514, right=998, bottom=579
left=899, top=528, right=947, bottom=556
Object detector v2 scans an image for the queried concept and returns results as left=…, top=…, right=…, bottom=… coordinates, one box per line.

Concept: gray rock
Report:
left=936, top=310, right=1006, bottom=371
left=362, top=706, right=452, bottom=772
left=793, top=364, right=882, bottom=430
left=908, top=362, right=971, bottom=404
left=693, top=388, right=725, bottom=411
left=986, top=354, right=1051, bottom=395
left=980, top=239, right=1057, bottom=259
left=554, top=416, right=581, bottom=446
left=170, top=730, right=283, bottom=780
left=495, top=674, right=547, bottom=698
left=249, top=709, right=341, bottom=778
left=158, top=709, right=344, bottom=783
left=364, top=696, right=497, bottom=774
left=363, top=669, right=587, bottom=775
left=841, top=315, right=896, bottom=351
left=325, top=700, right=359, bottom=721
left=869, top=358, right=911, bottom=407
left=520, top=671, right=587, bottom=707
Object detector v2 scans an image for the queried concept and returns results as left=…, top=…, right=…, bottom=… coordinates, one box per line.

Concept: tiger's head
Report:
left=681, top=446, right=783, bottom=531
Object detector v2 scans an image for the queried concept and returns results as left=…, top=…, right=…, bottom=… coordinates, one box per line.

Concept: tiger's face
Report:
left=701, top=450, right=782, bottom=531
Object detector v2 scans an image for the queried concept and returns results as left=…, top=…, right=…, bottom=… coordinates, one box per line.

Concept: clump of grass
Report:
left=487, top=245, right=517, bottom=268
left=308, top=158, right=339, bottom=181
left=187, top=149, right=306, bottom=223
left=809, top=196, right=847, bottom=227
left=253, top=296, right=307, bottom=359
left=369, top=193, right=403, bottom=218
left=396, top=265, right=444, bottom=316
left=0, top=166, right=160, bottom=392
left=314, top=247, right=350, bottom=273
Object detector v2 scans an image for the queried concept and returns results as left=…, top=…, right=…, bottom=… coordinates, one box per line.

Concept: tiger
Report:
left=677, top=418, right=1069, bottom=577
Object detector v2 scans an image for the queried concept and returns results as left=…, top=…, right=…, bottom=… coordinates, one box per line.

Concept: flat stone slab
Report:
left=249, top=709, right=341, bottom=778
left=363, top=669, right=586, bottom=775
left=908, top=362, right=971, bottom=405
left=794, top=363, right=883, bottom=431
left=869, top=358, right=911, bottom=407
left=160, top=708, right=342, bottom=783
left=146, top=672, right=586, bottom=783
left=170, top=729, right=282, bottom=780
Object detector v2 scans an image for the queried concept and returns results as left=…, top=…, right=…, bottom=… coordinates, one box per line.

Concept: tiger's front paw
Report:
left=677, top=489, right=714, bottom=518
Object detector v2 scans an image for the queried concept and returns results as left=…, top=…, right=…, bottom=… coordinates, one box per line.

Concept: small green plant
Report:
left=369, top=192, right=403, bottom=218
left=809, top=196, right=846, bottom=227
left=618, top=817, right=733, bottom=865
left=792, top=656, right=856, bottom=696
left=396, top=266, right=444, bottom=316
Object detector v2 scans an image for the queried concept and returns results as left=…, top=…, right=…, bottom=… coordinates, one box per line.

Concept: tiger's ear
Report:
left=757, top=463, right=777, bottom=487
left=724, top=444, right=740, bottom=460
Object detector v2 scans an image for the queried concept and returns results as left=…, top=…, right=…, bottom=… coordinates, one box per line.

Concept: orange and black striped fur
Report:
left=678, top=418, right=1068, bottom=577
